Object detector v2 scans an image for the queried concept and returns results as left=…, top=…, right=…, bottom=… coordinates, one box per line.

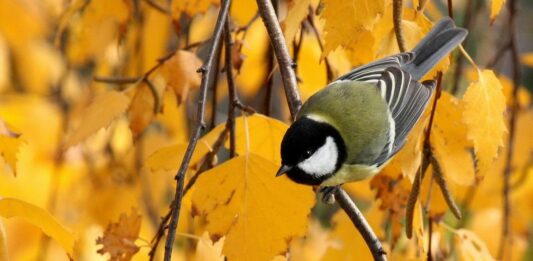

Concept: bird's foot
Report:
left=319, top=186, right=340, bottom=204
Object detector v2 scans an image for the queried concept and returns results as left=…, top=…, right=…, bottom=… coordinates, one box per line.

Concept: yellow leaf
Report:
left=128, top=83, right=156, bottom=138
left=155, top=90, right=189, bottom=143
left=192, top=155, right=315, bottom=261
left=490, top=0, right=506, bottom=21
left=0, top=197, right=74, bottom=257
left=297, top=34, right=328, bottom=101
left=0, top=0, right=46, bottom=46
left=159, top=50, right=203, bottom=104
left=235, top=21, right=269, bottom=97
left=282, top=0, right=311, bottom=46
left=461, top=70, right=506, bottom=174
left=206, top=114, right=288, bottom=164
left=66, top=0, right=132, bottom=64
left=96, top=208, right=141, bottom=261
left=321, top=0, right=385, bottom=55
left=144, top=139, right=211, bottom=172
left=65, top=91, right=131, bottom=148
left=521, top=52, right=533, bottom=68
left=431, top=92, right=475, bottom=185
left=454, top=229, right=495, bottom=261
left=194, top=232, right=225, bottom=261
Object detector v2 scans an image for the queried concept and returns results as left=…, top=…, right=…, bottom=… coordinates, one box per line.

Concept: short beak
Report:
left=276, top=165, right=292, bottom=177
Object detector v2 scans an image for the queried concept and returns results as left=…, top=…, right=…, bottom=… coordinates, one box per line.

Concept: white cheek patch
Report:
left=297, top=136, right=338, bottom=177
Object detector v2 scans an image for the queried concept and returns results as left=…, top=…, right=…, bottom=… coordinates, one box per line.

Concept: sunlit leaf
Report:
left=461, top=69, right=506, bottom=174
left=144, top=139, right=211, bottom=172
left=194, top=232, right=225, bottom=261
left=0, top=197, right=74, bottom=257
left=431, top=92, right=475, bottom=185
left=192, top=154, right=315, bottom=261
left=65, top=90, right=131, bottom=148
left=172, top=0, right=218, bottom=18
left=96, top=208, right=141, bottom=261
left=206, top=114, right=288, bottom=164
left=322, top=209, right=373, bottom=260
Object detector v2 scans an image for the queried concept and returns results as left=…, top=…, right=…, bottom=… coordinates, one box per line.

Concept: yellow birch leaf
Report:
left=461, top=69, right=506, bottom=174
left=490, top=0, right=506, bottom=22
left=521, top=52, right=533, bottom=68
left=66, top=0, right=132, bottom=64
left=454, top=229, right=495, bottom=261
left=431, top=92, right=475, bottom=185
left=282, top=0, right=311, bottom=46
left=298, top=34, right=328, bottom=100
left=206, top=114, right=288, bottom=164
left=192, top=154, right=315, bottom=261
left=194, top=232, right=225, bottom=261
left=144, top=139, right=211, bottom=172
left=159, top=50, right=203, bottom=104
left=65, top=90, right=130, bottom=148
left=0, top=197, right=74, bottom=257
left=320, top=0, right=385, bottom=63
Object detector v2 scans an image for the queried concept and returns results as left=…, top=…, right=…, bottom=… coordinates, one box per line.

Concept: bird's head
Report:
left=277, top=116, right=347, bottom=185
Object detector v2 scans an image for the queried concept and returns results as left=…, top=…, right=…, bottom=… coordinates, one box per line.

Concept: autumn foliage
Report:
left=0, top=0, right=532, bottom=260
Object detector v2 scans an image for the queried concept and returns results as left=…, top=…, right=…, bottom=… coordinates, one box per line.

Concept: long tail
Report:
left=404, top=17, right=468, bottom=80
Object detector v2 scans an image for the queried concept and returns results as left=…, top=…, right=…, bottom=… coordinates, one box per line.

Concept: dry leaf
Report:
left=128, top=83, right=156, bottom=138
left=192, top=154, right=315, bottom=261
left=96, top=208, right=141, bottom=261
left=461, top=69, right=506, bottom=174
left=159, top=50, right=203, bottom=104
left=0, top=197, right=75, bottom=257
left=65, top=90, right=131, bottom=148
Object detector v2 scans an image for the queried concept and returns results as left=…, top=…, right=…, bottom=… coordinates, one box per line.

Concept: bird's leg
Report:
left=319, top=185, right=340, bottom=204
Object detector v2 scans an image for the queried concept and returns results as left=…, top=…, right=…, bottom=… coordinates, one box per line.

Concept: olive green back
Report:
left=297, top=81, right=390, bottom=165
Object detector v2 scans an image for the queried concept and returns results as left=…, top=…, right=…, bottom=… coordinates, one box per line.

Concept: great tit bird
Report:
left=276, top=17, right=467, bottom=188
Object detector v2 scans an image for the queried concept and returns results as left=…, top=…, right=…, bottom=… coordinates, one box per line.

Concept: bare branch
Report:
left=162, top=0, right=231, bottom=260
left=256, top=0, right=301, bottom=118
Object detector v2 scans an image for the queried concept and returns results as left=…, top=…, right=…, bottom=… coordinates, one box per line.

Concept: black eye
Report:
left=304, top=150, right=312, bottom=157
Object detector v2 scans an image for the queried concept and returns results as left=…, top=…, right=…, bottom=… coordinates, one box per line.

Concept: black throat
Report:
left=281, top=117, right=347, bottom=186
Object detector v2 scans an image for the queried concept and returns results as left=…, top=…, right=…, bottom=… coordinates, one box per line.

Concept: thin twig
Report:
left=257, top=0, right=385, bottom=258
left=499, top=0, right=521, bottom=258
left=93, top=76, right=141, bottom=84
left=148, top=212, right=171, bottom=261
left=406, top=72, right=442, bottom=238
left=335, top=189, right=387, bottom=261
left=393, top=0, right=406, bottom=52
left=256, top=0, right=301, bottom=118
left=225, top=19, right=239, bottom=157
left=428, top=217, right=434, bottom=261
left=486, top=40, right=511, bottom=69
left=162, top=0, right=231, bottom=259
left=447, top=0, right=454, bottom=19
